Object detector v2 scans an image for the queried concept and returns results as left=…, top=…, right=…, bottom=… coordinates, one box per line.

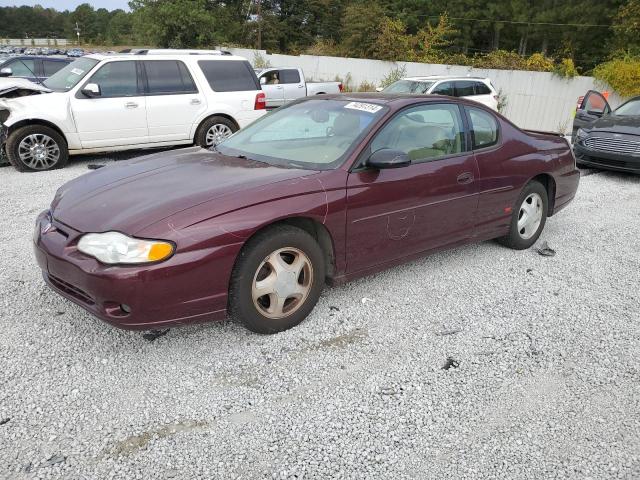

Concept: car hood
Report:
left=52, top=147, right=319, bottom=234
left=0, top=77, right=51, bottom=98
left=588, top=114, right=640, bottom=136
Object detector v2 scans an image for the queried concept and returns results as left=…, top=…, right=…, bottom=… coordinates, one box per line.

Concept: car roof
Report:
left=85, top=53, right=248, bottom=62
left=1, top=55, right=70, bottom=61
left=402, top=76, right=490, bottom=82
left=316, top=92, right=491, bottom=107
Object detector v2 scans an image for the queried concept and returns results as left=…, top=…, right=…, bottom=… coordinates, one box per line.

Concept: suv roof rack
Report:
left=133, top=49, right=229, bottom=56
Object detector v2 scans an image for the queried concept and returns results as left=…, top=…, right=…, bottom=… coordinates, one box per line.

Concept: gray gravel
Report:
left=1, top=154, right=639, bottom=479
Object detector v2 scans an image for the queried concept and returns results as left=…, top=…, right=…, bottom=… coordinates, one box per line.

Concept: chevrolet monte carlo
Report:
left=34, top=94, right=580, bottom=334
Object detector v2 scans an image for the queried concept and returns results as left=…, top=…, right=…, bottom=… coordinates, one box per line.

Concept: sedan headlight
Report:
left=77, top=232, right=174, bottom=265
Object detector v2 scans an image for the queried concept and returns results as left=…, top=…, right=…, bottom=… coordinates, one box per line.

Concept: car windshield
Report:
left=217, top=99, right=388, bottom=170
left=43, top=57, right=98, bottom=91
left=383, top=80, right=435, bottom=94
left=614, top=98, right=640, bottom=116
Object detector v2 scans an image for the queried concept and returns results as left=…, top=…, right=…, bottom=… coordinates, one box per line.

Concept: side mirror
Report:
left=82, top=83, right=101, bottom=98
left=259, top=76, right=267, bottom=85
left=586, top=110, right=604, bottom=117
left=375, top=87, right=383, bottom=92
left=0, top=67, right=12, bottom=77
left=367, top=149, right=411, bottom=169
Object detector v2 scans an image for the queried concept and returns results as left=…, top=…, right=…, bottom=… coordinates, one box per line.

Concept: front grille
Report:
left=47, top=274, right=95, bottom=306
left=583, top=136, right=640, bottom=154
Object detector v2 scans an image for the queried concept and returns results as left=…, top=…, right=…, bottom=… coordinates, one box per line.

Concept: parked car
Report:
left=380, top=76, right=499, bottom=110
left=0, top=55, right=72, bottom=83
left=66, top=48, right=85, bottom=58
left=572, top=91, right=640, bottom=174
left=254, top=67, right=342, bottom=108
left=0, top=50, right=267, bottom=171
left=34, top=94, right=579, bottom=334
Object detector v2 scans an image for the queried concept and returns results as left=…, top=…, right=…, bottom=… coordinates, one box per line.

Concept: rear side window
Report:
left=474, top=82, right=491, bottom=95
left=455, top=81, right=476, bottom=97
left=198, top=60, right=260, bottom=92
left=280, top=69, right=301, bottom=84
left=7, top=58, right=36, bottom=77
left=430, top=81, right=454, bottom=96
left=43, top=60, right=68, bottom=76
left=143, top=60, right=197, bottom=94
left=468, top=107, right=499, bottom=149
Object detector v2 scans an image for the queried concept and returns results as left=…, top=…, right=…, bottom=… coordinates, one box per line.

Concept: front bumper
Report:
left=33, top=211, right=231, bottom=330
left=573, top=142, right=640, bottom=174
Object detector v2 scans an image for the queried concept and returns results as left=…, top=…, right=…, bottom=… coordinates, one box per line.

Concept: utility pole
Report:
left=257, top=0, right=262, bottom=50
left=74, top=22, right=81, bottom=46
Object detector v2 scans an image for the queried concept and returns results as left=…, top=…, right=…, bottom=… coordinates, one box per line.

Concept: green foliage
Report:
left=252, top=52, right=272, bottom=69
left=525, top=53, right=554, bottom=72
left=552, top=58, right=579, bottom=78
left=379, top=65, right=408, bottom=88
left=593, top=57, right=640, bottom=97
left=614, top=0, right=640, bottom=50
left=373, top=17, right=412, bottom=61
left=340, top=2, right=386, bottom=59
left=357, top=80, right=377, bottom=92
left=496, top=88, right=508, bottom=113
left=474, top=50, right=527, bottom=70
left=413, top=14, right=457, bottom=62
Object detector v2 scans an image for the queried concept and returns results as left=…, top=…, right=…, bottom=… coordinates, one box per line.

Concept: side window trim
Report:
left=352, top=101, right=470, bottom=171
left=464, top=106, right=501, bottom=150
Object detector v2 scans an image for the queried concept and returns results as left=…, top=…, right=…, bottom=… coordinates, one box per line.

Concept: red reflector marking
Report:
left=504, top=207, right=513, bottom=213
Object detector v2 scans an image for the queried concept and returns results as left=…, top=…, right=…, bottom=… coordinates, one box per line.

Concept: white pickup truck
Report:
left=254, top=67, right=342, bottom=108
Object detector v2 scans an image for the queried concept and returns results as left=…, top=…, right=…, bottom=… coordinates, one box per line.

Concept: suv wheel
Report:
left=6, top=125, right=68, bottom=172
left=195, top=116, right=238, bottom=149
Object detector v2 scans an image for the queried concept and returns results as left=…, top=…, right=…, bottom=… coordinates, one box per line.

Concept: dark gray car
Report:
left=572, top=91, right=640, bottom=174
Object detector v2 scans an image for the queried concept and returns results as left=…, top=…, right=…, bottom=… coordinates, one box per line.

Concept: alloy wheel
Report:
left=205, top=124, right=233, bottom=146
left=517, top=192, right=543, bottom=240
left=18, top=134, right=60, bottom=170
left=252, top=247, right=314, bottom=320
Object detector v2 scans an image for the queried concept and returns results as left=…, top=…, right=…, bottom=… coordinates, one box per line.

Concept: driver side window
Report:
left=370, top=104, right=465, bottom=162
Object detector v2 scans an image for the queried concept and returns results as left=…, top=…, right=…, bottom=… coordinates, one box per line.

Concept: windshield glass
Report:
left=614, top=98, right=640, bottom=116
left=383, top=80, right=434, bottom=94
left=217, top=99, right=388, bottom=170
left=43, top=57, right=98, bottom=91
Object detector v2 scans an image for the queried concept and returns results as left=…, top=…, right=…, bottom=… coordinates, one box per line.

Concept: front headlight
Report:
left=576, top=128, right=589, bottom=140
left=77, top=232, right=174, bottom=265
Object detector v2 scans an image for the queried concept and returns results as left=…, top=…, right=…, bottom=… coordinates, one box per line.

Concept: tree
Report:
left=340, top=2, right=386, bottom=58
left=614, top=0, right=640, bottom=52
left=372, top=17, right=412, bottom=61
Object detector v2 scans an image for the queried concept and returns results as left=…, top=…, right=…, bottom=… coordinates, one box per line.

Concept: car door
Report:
left=142, top=60, right=205, bottom=143
left=346, top=102, right=479, bottom=273
left=429, top=81, right=455, bottom=97
left=280, top=69, right=305, bottom=102
left=572, top=90, right=611, bottom=140
left=71, top=60, right=148, bottom=148
left=258, top=69, right=285, bottom=108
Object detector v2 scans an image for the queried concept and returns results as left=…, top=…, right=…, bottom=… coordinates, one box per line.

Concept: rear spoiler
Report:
left=523, top=129, right=565, bottom=138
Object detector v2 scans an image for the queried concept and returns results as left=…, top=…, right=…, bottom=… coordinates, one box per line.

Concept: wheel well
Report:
left=194, top=114, right=240, bottom=141
left=531, top=173, right=556, bottom=215
left=245, top=217, right=336, bottom=280
left=8, top=120, right=68, bottom=146
left=315, top=92, right=326, bottom=95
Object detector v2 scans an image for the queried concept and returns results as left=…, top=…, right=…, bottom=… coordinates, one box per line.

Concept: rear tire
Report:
left=195, top=116, right=238, bottom=149
left=6, top=125, right=68, bottom=172
left=498, top=181, right=548, bottom=250
left=229, top=225, right=325, bottom=334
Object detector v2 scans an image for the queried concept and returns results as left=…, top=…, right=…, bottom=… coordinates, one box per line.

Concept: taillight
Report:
left=338, top=83, right=343, bottom=92
left=254, top=92, right=266, bottom=110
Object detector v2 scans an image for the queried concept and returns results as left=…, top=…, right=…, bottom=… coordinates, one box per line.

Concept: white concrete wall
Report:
left=1, top=38, right=68, bottom=46
left=223, top=47, right=623, bottom=133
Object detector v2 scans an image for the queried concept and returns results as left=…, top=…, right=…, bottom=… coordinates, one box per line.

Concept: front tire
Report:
left=498, top=180, right=548, bottom=250
left=195, top=116, right=238, bottom=149
left=6, top=125, right=68, bottom=172
left=229, top=225, right=326, bottom=334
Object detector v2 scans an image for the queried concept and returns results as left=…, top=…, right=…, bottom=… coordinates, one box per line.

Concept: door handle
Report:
left=457, top=172, right=474, bottom=184
left=125, top=102, right=138, bottom=109
left=190, top=98, right=201, bottom=105
left=276, top=86, right=283, bottom=89
left=297, top=85, right=304, bottom=88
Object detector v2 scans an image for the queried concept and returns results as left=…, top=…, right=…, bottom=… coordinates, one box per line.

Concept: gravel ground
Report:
left=1, top=154, right=639, bottom=479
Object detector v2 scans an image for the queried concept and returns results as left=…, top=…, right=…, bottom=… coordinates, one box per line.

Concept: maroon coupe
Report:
left=34, top=94, right=580, bottom=334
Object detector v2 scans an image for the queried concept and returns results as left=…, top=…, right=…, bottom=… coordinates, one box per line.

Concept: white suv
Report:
left=381, top=76, right=499, bottom=111
left=0, top=50, right=267, bottom=171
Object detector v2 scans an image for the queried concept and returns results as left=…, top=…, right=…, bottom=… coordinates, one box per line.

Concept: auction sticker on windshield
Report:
left=344, top=102, right=383, bottom=114
left=70, top=68, right=84, bottom=75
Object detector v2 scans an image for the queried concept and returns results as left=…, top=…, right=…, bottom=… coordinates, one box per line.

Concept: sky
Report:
left=0, top=0, right=130, bottom=10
